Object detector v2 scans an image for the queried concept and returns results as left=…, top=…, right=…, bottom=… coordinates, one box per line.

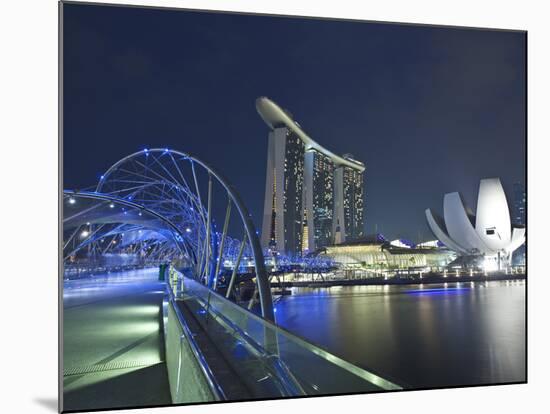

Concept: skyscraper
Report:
left=257, top=97, right=365, bottom=256
left=334, top=159, right=365, bottom=243
left=511, top=182, right=526, bottom=266
left=260, top=127, right=305, bottom=257
left=513, top=182, right=526, bottom=225
left=304, top=149, right=334, bottom=253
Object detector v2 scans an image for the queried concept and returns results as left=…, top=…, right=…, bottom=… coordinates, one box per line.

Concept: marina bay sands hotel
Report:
left=256, top=97, right=365, bottom=257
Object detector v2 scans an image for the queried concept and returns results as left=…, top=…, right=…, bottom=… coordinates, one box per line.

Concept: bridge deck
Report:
left=62, top=268, right=171, bottom=412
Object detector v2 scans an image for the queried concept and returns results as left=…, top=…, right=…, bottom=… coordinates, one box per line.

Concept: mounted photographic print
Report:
left=60, top=1, right=527, bottom=412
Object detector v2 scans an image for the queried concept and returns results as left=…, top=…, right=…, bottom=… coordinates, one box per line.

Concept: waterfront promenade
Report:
left=270, top=272, right=526, bottom=288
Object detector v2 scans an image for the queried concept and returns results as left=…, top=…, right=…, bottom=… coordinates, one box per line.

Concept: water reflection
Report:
left=275, top=280, right=526, bottom=389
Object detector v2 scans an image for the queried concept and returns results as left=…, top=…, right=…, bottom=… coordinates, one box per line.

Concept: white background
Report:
left=0, top=0, right=548, bottom=413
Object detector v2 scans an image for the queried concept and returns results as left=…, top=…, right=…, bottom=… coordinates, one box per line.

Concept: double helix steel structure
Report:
left=63, top=148, right=274, bottom=320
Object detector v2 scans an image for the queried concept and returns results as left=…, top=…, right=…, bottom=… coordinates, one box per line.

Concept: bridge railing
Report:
left=164, top=272, right=225, bottom=403
left=173, top=271, right=402, bottom=398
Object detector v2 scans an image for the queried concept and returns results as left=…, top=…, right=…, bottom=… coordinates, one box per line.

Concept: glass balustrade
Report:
left=168, top=271, right=401, bottom=399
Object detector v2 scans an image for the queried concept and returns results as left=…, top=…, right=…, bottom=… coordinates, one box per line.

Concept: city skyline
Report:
left=63, top=4, right=526, bottom=241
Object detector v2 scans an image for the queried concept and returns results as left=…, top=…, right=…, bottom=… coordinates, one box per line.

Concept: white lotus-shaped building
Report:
left=425, top=178, right=525, bottom=268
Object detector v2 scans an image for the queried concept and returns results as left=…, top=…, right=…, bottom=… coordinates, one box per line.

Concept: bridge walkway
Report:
left=62, top=268, right=171, bottom=412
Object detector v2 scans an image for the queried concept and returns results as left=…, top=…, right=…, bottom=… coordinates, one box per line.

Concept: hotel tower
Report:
left=256, top=97, right=365, bottom=257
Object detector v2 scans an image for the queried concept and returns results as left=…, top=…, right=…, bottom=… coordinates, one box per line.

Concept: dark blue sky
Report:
left=63, top=3, right=525, bottom=241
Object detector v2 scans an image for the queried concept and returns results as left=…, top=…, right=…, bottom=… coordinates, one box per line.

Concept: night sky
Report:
left=63, top=3, right=526, bottom=242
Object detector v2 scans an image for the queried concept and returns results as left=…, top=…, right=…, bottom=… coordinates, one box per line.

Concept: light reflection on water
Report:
left=275, top=280, right=526, bottom=389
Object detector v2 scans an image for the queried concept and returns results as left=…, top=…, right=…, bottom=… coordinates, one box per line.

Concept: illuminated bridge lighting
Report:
left=63, top=148, right=275, bottom=321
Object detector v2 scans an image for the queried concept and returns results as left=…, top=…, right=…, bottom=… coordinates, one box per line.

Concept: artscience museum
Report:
left=425, top=178, right=525, bottom=271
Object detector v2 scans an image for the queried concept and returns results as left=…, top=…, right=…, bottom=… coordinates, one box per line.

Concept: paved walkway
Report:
left=63, top=268, right=172, bottom=412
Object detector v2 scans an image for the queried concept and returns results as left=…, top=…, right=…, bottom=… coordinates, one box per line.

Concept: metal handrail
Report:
left=165, top=278, right=226, bottom=401
left=180, top=274, right=402, bottom=392
left=182, top=275, right=402, bottom=390
left=265, top=355, right=307, bottom=396
left=190, top=291, right=307, bottom=396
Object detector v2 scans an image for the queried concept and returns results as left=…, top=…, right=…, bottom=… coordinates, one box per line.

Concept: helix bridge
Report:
left=63, top=148, right=274, bottom=319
